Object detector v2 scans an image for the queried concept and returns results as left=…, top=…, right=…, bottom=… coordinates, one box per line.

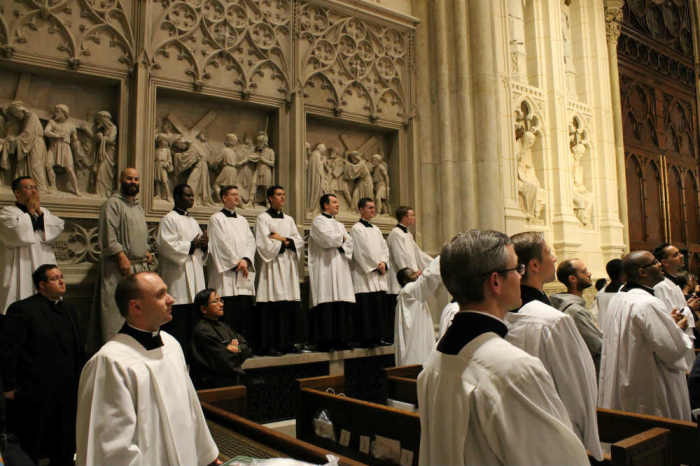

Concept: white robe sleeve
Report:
left=351, top=226, right=380, bottom=274
left=635, top=300, right=693, bottom=371
left=390, top=232, right=418, bottom=271
left=255, top=214, right=283, bottom=263
left=40, top=207, right=65, bottom=243
left=310, top=216, right=345, bottom=249
left=208, top=215, right=244, bottom=274
left=409, top=256, right=443, bottom=302
left=286, top=218, right=304, bottom=258
left=157, top=214, right=200, bottom=266
left=341, top=229, right=353, bottom=260
left=0, top=208, right=37, bottom=247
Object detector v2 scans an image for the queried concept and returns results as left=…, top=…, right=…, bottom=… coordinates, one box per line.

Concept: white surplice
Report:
left=350, top=220, right=389, bottom=293
left=255, top=210, right=304, bottom=303
left=594, top=288, right=618, bottom=332
left=438, top=301, right=460, bottom=338
left=308, top=214, right=355, bottom=307
left=156, top=211, right=206, bottom=304
left=505, top=299, right=603, bottom=460
left=599, top=287, right=692, bottom=420
left=394, top=256, right=442, bottom=366
left=418, top=331, right=588, bottom=466
left=76, top=331, right=218, bottom=466
left=0, top=205, right=64, bottom=314
left=386, top=225, right=433, bottom=294
left=653, top=277, right=696, bottom=367
left=207, top=210, right=256, bottom=297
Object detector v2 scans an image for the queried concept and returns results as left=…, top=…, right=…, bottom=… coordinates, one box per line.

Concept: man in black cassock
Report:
left=1, top=264, right=85, bottom=465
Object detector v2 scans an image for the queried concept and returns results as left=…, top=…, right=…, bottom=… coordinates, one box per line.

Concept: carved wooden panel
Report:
left=626, top=154, right=645, bottom=249
left=662, top=94, right=696, bottom=161
left=623, top=0, right=694, bottom=58
left=620, top=77, right=659, bottom=150
left=668, top=165, right=683, bottom=242
left=684, top=170, right=699, bottom=244
left=645, top=160, right=665, bottom=247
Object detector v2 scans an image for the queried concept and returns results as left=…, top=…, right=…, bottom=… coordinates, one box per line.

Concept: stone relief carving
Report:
left=561, top=0, right=576, bottom=98
left=0, top=0, right=134, bottom=69
left=299, top=2, right=410, bottom=122
left=44, top=104, right=82, bottom=195
left=250, top=131, right=275, bottom=205
left=514, top=100, right=545, bottom=221
left=507, top=0, right=527, bottom=83
left=569, top=115, right=593, bottom=226
left=150, top=0, right=291, bottom=95
left=93, top=111, right=118, bottom=197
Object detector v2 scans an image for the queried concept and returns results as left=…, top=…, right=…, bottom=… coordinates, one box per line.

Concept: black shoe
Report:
left=300, top=344, right=315, bottom=353
left=380, top=338, right=393, bottom=346
left=268, top=348, right=283, bottom=356
left=286, top=346, right=301, bottom=353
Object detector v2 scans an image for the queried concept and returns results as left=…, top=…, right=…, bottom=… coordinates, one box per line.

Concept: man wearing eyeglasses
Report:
left=1, top=264, right=84, bottom=465
left=506, top=231, right=602, bottom=460
left=0, top=176, right=64, bottom=314
left=599, top=251, right=692, bottom=420
left=417, top=230, right=587, bottom=465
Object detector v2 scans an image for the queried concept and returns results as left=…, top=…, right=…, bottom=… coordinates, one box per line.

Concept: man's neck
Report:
left=461, top=301, right=506, bottom=321
left=361, top=216, right=372, bottom=222
left=521, top=276, right=544, bottom=291
left=127, top=320, right=159, bottom=334
left=567, top=288, right=583, bottom=297
left=121, top=192, right=136, bottom=201
left=662, top=267, right=678, bottom=278
left=39, top=291, right=62, bottom=302
left=223, top=205, right=236, bottom=212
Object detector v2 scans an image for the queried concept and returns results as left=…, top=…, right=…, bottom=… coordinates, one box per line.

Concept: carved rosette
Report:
left=150, top=0, right=291, bottom=96
left=298, top=2, right=410, bottom=122
left=0, top=0, right=134, bottom=69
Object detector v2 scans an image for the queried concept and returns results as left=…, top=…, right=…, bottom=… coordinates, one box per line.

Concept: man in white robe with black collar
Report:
left=652, top=242, right=698, bottom=367
left=0, top=176, right=64, bottom=314
left=418, top=230, right=588, bottom=465
left=76, top=272, right=219, bottom=465
left=505, top=231, right=603, bottom=460
left=309, top=193, right=355, bottom=351
left=599, top=250, right=692, bottom=420
left=208, top=185, right=257, bottom=347
left=255, top=185, right=304, bottom=355
left=350, top=197, right=390, bottom=347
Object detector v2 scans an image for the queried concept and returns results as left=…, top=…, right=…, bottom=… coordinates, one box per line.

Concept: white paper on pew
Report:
left=372, top=435, right=401, bottom=464
left=400, top=449, right=414, bottom=466
left=313, top=418, right=336, bottom=442
left=339, top=429, right=351, bottom=447
left=359, top=435, right=370, bottom=454
left=387, top=398, right=416, bottom=412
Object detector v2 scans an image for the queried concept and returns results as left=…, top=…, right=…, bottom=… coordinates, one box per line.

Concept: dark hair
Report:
left=652, top=243, right=672, bottom=261
left=358, top=197, right=373, bottom=209
left=595, top=278, right=607, bottom=291
left=605, top=258, right=624, bottom=281
left=220, top=185, right=239, bottom=199
left=395, top=206, right=413, bottom=223
left=11, top=176, right=32, bottom=192
left=397, top=268, right=415, bottom=287
left=114, top=273, right=148, bottom=318
left=32, top=264, right=58, bottom=289
left=266, top=185, right=284, bottom=200
left=195, top=288, right=216, bottom=312
left=556, top=259, right=578, bottom=288
left=510, top=231, right=546, bottom=279
left=173, top=183, right=190, bottom=200
left=320, top=193, right=336, bottom=211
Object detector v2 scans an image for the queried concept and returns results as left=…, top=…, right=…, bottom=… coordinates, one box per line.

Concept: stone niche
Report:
left=0, top=65, right=122, bottom=210
left=305, top=115, right=395, bottom=224
left=150, top=87, right=277, bottom=215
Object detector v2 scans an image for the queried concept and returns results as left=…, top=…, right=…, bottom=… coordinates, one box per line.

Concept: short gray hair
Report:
left=440, top=230, right=512, bottom=305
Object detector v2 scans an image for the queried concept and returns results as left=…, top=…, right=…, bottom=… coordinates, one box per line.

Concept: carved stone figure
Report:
left=570, top=117, right=593, bottom=226
left=514, top=102, right=545, bottom=220
left=326, top=147, right=352, bottom=205
left=371, top=153, right=391, bottom=215
left=93, top=111, right=118, bottom=197
left=154, top=134, right=174, bottom=201
left=6, top=101, right=48, bottom=191
left=307, top=142, right=327, bottom=211
left=345, top=150, right=374, bottom=209
left=236, top=135, right=255, bottom=205
left=0, top=114, right=9, bottom=178
left=251, top=132, right=275, bottom=205
left=213, top=133, right=239, bottom=198
left=172, top=136, right=213, bottom=206
left=561, top=0, right=576, bottom=97
left=508, top=0, right=528, bottom=82
left=44, top=104, right=81, bottom=195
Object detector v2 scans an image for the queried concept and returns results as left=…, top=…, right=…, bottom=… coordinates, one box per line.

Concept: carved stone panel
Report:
left=569, top=115, right=593, bottom=226
left=513, top=99, right=546, bottom=223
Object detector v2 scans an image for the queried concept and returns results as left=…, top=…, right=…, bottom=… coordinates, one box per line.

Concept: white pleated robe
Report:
left=505, top=299, right=603, bottom=460
left=207, top=211, right=256, bottom=296
left=76, top=331, right=218, bottom=466
left=255, top=211, right=304, bottom=303
left=438, top=301, right=459, bottom=338
left=386, top=225, right=432, bottom=294
left=156, top=211, right=206, bottom=304
left=599, top=288, right=692, bottom=420
left=653, top=277, right=696, bottom=367
left=0, top=205, right=64, bottom=314
left=350, top=221, right=389, bottom=293
left=394, top=256, right=442, bottom=366
left=418, top=332, right=588, bottom=466
left=308, top=214, right=355, bottom=307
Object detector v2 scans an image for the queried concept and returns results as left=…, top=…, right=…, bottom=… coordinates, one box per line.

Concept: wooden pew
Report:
left=197, top=386, right=364, bottom=466
left=383, top=364, right=422, bottom=379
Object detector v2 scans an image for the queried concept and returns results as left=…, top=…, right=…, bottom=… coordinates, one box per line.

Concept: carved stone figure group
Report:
left=0, top=101, right=118, bottom=196
left=305, top=142, right=391, bottom=215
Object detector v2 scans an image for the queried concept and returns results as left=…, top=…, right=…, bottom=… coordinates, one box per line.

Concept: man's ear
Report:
left=528, top=257, right=539, bottom=274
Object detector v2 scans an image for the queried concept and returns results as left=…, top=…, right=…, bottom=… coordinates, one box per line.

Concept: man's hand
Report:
left=27, top=195, right=41, bottom=216
left=269, top=232, right=285, bottom=242
left=237, top=259, right=249, bottom=278
left=145, top=251, right=154, bottom=265
left=226, top=339, right=240, bottom=353
left=671, top=309, right=688, bottom=330
left=377, top=262, right=387, bottom=275
left=3, top=390, right=15, bottom=400
left=118, top=252, right=132, bottom=276
left=687, top=296, right=700, bottom=313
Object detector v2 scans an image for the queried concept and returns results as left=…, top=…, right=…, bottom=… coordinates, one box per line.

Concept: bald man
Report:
left=91, top=168, right=154, bottom=347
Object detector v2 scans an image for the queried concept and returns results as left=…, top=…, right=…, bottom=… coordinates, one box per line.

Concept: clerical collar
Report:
left=665, top=273, right=682, bottom=287
left=397, top=224, right=408, bottom=233
left=266, top=208, right=283, bottom=219
left=621, top=282, right=655, bottom=296
left=16, top=202, right=44, bottom=231
left=39, top=293, right=63, bottom=307
left=437, top=311, right=508, bottom=355
left=322, top=213, right=333, bottom=219
left=513, top=285, right=551, bottom=311
left=173, top=207, right=190, bottom=216
left=221, top=208, right=237, bottom=218
left=119, top=323, right=163, bottom=350
left=359, top=218, right=373, bottom=228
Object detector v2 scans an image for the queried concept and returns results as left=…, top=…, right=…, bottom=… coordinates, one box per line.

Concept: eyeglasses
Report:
left=640, top=259, right=660, bottom=268
left=485, top=264, right=526, bottom=276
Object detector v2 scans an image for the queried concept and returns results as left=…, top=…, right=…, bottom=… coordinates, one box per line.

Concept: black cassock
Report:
left=1, top=293, right=85, bottom=465
left=190, top=318, right=253, bottom=389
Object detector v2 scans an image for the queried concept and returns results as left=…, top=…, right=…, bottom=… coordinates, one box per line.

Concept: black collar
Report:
left=266, top=208, right=283, bottom=219
left=437, top=311, right=508, bottom=355
left=359, top=219, right=373, bottom=228
left=173, top=207, right=189, bottom=216
left=604, top=281, right=623, bottom=293
left=621, top=282, right=655, bottom=296
left=665, top=273, right=682, bottom=288
left=221, top=208, right=237, bottom=218
left=514, top=285, right=550, bottom=311
left=119, top=323, right=163, bottom=350
left=322, top=213, right=333, bottom=219
left=397, top=224, right=408, bottom=233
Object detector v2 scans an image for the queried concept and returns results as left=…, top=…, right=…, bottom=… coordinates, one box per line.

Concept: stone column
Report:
left=130, top=1, right=152, bottom=185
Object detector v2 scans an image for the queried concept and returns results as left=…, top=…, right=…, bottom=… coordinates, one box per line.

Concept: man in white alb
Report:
left=76, top=272, right=220, bottom=465
left=309, top=193, right=355, bottom=351
left=350, top=197, right=390, bottom=347
left=0, top=176, right=64, bottom=313
left=506, top=231, right=602, bottom=460
left=208, top=185, right=257, bottom=345
left=594, top=258, right=625, bottom=331
left=418, top=230, right=588, bottom=466
left=255, top=185, right=304, bottom=355
left=599, top=250, right=692, bottom=420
